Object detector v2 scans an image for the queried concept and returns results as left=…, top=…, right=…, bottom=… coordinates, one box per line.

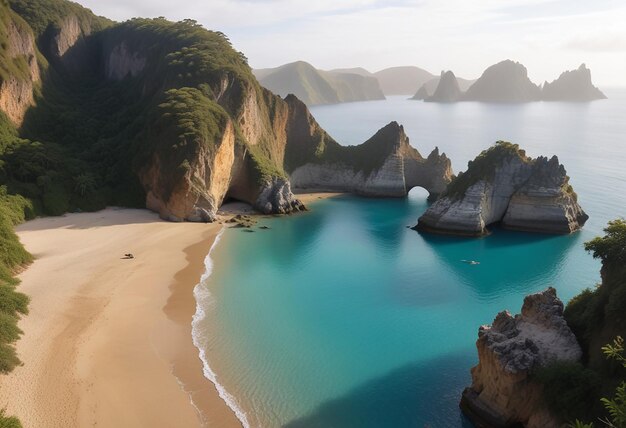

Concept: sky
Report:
left=76, top=0, right=626, bottom=87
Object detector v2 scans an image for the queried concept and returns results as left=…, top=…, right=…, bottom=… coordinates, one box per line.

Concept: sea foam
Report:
left=191, top=228, right=251, bottom=428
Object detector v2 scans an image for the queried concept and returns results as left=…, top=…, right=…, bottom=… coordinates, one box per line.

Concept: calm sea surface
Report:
left=193, top=91, right=626, bottom=427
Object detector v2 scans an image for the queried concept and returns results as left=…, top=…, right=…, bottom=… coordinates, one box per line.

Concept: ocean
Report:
left=193, top=91, right=626, bottom=427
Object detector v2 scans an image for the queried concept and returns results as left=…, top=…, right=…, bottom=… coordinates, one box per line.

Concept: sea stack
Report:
left=425, top=70, right=463, bottom=102
left=411, top=84, right=430, bottom=100
left=415, top=142, right=588, bottom=236
left=542, top=64, right=607, bottom=101
left=287, top=111, right=454, bottom=198
left=460, top=288, right=583, bottom=428
left=463, top=60, right=541, bottom=102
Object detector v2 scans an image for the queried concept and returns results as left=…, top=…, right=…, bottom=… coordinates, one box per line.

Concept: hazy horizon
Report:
left=72, top=0, right=626, bottom=87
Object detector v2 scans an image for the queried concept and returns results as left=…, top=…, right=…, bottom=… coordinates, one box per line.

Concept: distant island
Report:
left=253, top=61, right=385, bottom=105
left=255, top=63, right=479, bottom=105
left=411, top=60, right=606, bottom=103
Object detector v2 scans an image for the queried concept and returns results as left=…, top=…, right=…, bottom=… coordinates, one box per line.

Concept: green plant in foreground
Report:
left=599, top=336, right=626, bottom=428
left=569, top=336, right=626, bottom=428
left=0, top=408, right=21, bottom=428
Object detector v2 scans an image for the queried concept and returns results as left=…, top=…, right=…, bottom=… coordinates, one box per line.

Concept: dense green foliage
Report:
left=585, top=219, right=626, bottom=264
left=445, top=141, right=528, bottom=197
left=566, top=219, right=626, bottom=351
left=0, top=3, right=293, bottom=427
left=0, top=409, right=21, bottom=428
left=8, top=0, right=111, bottom=40
left=536, top=362, right=601, bottom=421
left=541, top=221, right=626, bottom=424
left=284, top=118, right=406, bottom=176
left=0, top=1, right=35, bottom=83
left=567, top=337, right=626, bottom=428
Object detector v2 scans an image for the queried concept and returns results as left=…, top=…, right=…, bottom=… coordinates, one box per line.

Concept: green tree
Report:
left=569, top=337, right=626, bottom=428
left=584, top=219, right=626, bottom=264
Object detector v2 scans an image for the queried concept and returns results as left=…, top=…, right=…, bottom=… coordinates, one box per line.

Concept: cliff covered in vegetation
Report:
left=0, top=1, right=454, bottom=401
left=461, top=221, right=626, bottom=427
left=416, top=142, right=588, bottom=236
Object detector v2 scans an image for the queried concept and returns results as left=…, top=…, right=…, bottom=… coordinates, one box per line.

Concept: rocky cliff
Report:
left=542, top=64, right=606, bottom=101
left=416, top=142, right=588, bottom=236
left=0, top=5, right=453, bottom=223
left=425, top=70, right=462, bottom=102
left=288, top=119, right=453, bottom=198
left=461, top=288, right=583, bottom=428
left=0, top=3, right=40, bottom=126
left=464, top=60, right=542, bottom=102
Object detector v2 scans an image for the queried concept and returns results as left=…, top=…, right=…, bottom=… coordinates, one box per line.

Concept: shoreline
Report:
left=0, top=208, right=237, bottom=427
left=0, top=193, right=342, bottom=427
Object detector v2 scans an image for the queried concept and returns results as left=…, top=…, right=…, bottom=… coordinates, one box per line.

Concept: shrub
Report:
left=536, top=361, right=601, bottom=421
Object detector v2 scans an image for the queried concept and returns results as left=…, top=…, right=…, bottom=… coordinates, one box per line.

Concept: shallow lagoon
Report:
left=194, top=91, right=626, bottom=427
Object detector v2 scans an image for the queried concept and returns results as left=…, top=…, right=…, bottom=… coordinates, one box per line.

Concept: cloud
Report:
left=564, top=33, right=626, bottom=52
left=75, top=0, right=626, bottom=86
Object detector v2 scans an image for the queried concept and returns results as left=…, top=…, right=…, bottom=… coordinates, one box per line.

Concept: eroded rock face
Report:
left=105, top=41, right=147, bottom=80
left=502, top=156, right=589, bottom=233
left=460, top=287, right=582, bottom=428
left=289, top=121, right=453, bottom=199
left=96, top=32, right=453, bottom=222
left=254, top=177, right=305, bottom=215
left=0, top=18, right=40, bottom=126
left=143, top=119, right=236, bottom=222
left=416, top=145, right=588, bottom=236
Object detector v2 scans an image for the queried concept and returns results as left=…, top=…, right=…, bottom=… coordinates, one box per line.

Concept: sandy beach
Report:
left=0, top=208, right=239, bottom=427
left=0, top=193, right=341, bottom=428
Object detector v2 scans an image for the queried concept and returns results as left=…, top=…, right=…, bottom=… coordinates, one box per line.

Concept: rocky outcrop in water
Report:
left=542, top=64, right=606, bottom=101
left=460, top=287, right=582, bottom=428
left=463, top=60, right=541, bottom=102
left=416, top=142, right=588, bottom=236
left=425, top=70, right=462, bottom=102
left=288, top=119, right=453, bottom=199
left=411, top=84, right=430, bottom=100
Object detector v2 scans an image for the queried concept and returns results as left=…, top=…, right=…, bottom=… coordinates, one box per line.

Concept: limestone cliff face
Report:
left=143, top=119, right=236, bottom=222
left=425, top=70, right=462, bottom=102
left=105, top=41, right=146, bottom=80
left=416, top=143, right=588, bottom=236
left=542, top=64, right=606, bottom=101
left=0, top=14, right=40, bottom=126
left=288, top=118, right=453, bottom=199
left=461, top=288, right=582, bottom=428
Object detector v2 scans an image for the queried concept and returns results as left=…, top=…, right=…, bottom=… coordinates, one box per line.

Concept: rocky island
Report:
left=286, top=105, right=453, bottom=198
left=424, top=70, right=463, bottom=102
left=254, top=61, right=385, bottom=106
left=460, top=288, right=583, bottom=428
left=411, top=60, right=607, bottom=103
left=463, top=60, right=542, bottom=102
left=542, top=63, right=607, bottom=101
left=415, top=142, right=588, bottom=236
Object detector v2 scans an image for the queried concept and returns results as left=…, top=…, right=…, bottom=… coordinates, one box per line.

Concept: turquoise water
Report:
left=194, top=91, right=626, bottom=427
